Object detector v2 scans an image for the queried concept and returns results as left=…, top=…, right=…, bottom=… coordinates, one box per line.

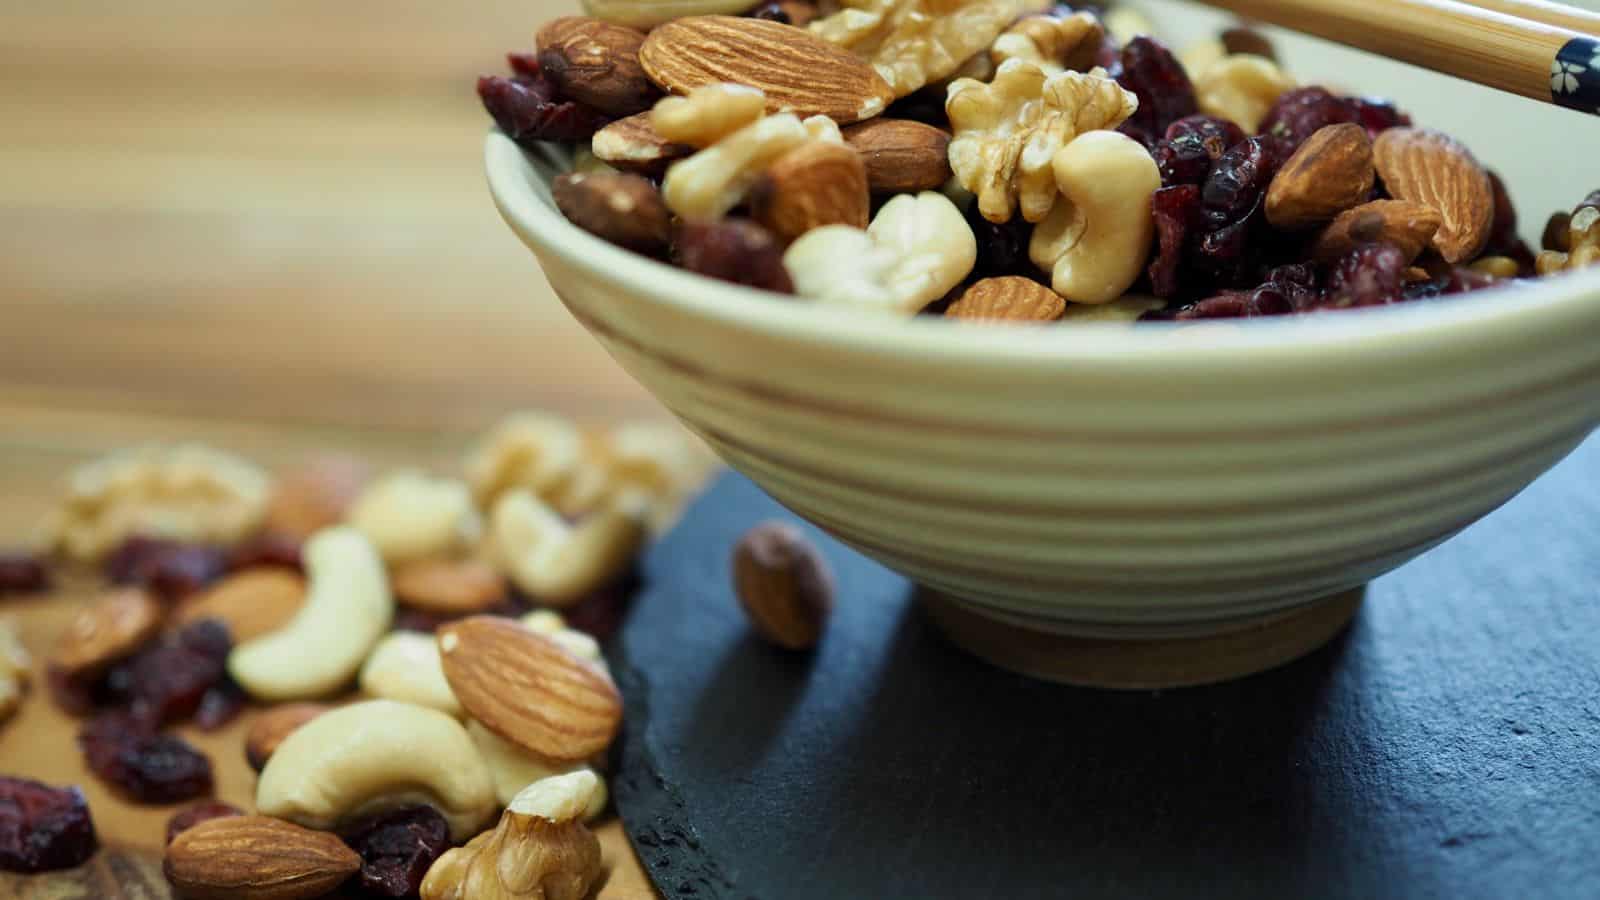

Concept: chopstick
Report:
left=1460, top=0, right=1600, bottom=36
left=1199, top=0, right=1600, bottom=116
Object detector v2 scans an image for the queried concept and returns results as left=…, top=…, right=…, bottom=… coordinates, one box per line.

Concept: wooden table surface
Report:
left=0, top=0, right=663, bottom=895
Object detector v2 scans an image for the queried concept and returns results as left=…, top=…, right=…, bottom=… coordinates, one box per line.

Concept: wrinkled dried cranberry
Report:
left=104, top=536, right=180, bottom=585
left=1165, top=115, right=1245, bottom=157
left=675, top=219, right=795, bottom=293
left=1148, top=185, right=1201, bottom=297
left=0, top=550, right=50, bottom=596
left=966, top=200, right=1034, bottom=278
left=507, top=52, right=541, bottom=79
left=1318, top=243, right=1408, bottom=308
left=124, top=619, right=231, bottom=726
left=1191, top=203, right=1263, bottom=285
left=1440, top=265, right=1500, bottom=295
left=1202, top=136, right=1280, bottom=229
left=77, top=710, right=157, bottom=773
left=138, top=545, right=229, bottom=603
left=165, top=802, right=242, bottom=845
left=87, top=732, right=214, bottom=804
left=228, top=532, right=303, bottom=573
left=1152, top=136, right=1212, bottom=187
left=1116, top=37, right=1197, bottom=144
left=479, top=61, right=611, bottom=146
left=1175, top=263, right=1321, bottom=319
left=192, top=679, right=247, bottom=731
left=340, top=806, right=451, bottom=898
left=1260, top=88, right=1356, bottom=154
left=0, top=777, right=98, bottom=873
left=1345, top=96, right=1410, bottom=137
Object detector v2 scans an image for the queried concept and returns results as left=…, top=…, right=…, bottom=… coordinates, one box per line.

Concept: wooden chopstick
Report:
left=1459, top=0, right=1600, bottom=37
left=1200, top=0, right=1600, bottom=116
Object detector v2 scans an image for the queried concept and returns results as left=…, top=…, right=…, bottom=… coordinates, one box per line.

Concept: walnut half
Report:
left=420, top=771, right=604, bottom=900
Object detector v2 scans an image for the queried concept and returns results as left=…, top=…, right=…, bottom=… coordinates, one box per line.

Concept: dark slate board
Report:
left=609, top=437, right=1600, bottom=900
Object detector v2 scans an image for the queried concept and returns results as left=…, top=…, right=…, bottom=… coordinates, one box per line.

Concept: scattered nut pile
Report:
left=481, top=2, right=1600, bottom=323
left=0, top=412, right=730, bottom=898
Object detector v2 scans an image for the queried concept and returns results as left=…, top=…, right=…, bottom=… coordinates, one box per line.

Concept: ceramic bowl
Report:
left=484, top=13, right=1600, bottom=686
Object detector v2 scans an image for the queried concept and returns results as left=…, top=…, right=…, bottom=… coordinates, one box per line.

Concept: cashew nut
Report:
left=489, top=489, right=647, bottom=606
left=519, top=610, right=609, bottom=674
left=359, top=631, right=461, bottom=718
left=347, top=470, right=481, bottom=564
left=1028, top=130, right=1159, bottom=304
left=1193, top=54, right=1296, bottom=133
left=468, top=720, right=608, bottom=819
left=783, top=191, right=976, bottom=314
left=229, top=526, right=394, bottom=701
left=257, top=699, right=497, bottom=841
left=464, top=412, right=586, bottom=512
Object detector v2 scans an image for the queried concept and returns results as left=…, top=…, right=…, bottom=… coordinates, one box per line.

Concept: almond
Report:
left=265, top=455, right=372, bottom=540
left=1372, top=127, right=1493, bottom=263
left=244, top=702, right=329, bottom=772
left=1264, top=123, right=1373, bottom=230
left=391, top=557, right=508, bottom=615
left=176, top=568, right=305, bottom=643
left=50, top=588, right=163, bottom=678
left=163, top=815, right=360, bottom=900
left=640, top=16, right=894, bottom=123
left=536, top=17, right=660, bottom=117
left=749, top=141, right=870, bottom=241
left=438, top=616, right=621, bottom=762
left=590, top=112, right=695, bottom=177
left=1309, top=199, right=1442, bottom=264
left=552, top=171, right=673, bottom=256
left=945, top=276, right=1067, bottom=322
left=732, top=521, right=833, bottom=650
left=840, top=119, right=952, bottom=193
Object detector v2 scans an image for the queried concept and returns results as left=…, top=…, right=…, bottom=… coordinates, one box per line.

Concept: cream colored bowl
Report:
left=485, top=36, right=1600, bottom=685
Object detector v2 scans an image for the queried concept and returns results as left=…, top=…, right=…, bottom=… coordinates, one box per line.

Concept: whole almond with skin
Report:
left=640, top=16, right=894, bottom=123
left=176, top=568, right=304, bottom=643
left=946, top=277, right=1067, bottom=322
left=391, top=557, right=508, bottom=615
left=590, top=112, right=695, bottom=177
left=732, top=521, right=833, bottom=650
left=840, top=119, right=952, bottom=193
left=163, top=815, right=360, bottom=900
left=438, top=616, right=622, bottom=762
left=537, top=17, right=660, bottom=117
left=749, top=141, right=870, bottom=241
left=1372, top=127, right=1494, bottom=263
left=1310, top=199, right=1442, bottom=263
left=1265, top=123, right=1374, bottom=230
left=552, top=171, right=673, bottom=256
left=244, top=702, right=329, bottom=772
left=50, top=588, right=163, bottom=678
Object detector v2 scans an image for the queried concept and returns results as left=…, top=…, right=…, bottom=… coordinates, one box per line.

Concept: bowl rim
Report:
left=486, top=130, right=1600, bottom=369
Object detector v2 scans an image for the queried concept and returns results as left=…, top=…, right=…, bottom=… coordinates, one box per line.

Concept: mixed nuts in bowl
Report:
left=485, top=0, right=1600, bottom=683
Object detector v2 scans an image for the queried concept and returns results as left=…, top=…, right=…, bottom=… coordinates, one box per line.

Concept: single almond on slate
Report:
left=176, top=568, right=305, bottom=643
left=946, top=277, right=1067, bottom=322
left=590, top=112, right=695, bottom=177
left=244, top=703, right=329, bottom=772
left=1310, top=199, right=1442, bottom=263
left=438, top=616, right=621, bottom=762
left=163, top=815, right=360, bottom=900
left=749, top=141, right=870, bottom=241
left=732, top=521, right=834, bottom=650
left=1372, top=127, right=1494, bottom=263
left=391, top=557, right=508, bottom=615
left=536, top=17, right=660, bottom=117
left=840, top=119, right=952, bottom=193
left=1264, top=123, right=1373, bottom=230
left=552, top=171, right=673, bottom=256
left=640, top=16, right=895, bottom=123
left=50, top=588, right=163, bottom=678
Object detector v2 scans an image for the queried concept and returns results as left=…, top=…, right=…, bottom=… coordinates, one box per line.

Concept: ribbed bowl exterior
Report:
left=488, top=134, right=1600, bottom=639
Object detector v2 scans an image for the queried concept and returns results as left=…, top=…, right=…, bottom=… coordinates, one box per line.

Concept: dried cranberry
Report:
left=1440, top=265, right=1500, bottom=295
left=46, top=666, right=98, bottom=717
left=1191, top=203, right=1263, bottom=285
left=124, top=619, right=231, bottom=726
left=478, top=66, right=611, bottom=146
left=1115, top=37, right=1197, bottom=144
left=1259, top=87, right=1356, bottom=154
left=104, top=536, right=180, bottom=585
left=560, top=565, right=643, bottom=641
left=1345, top=96, right=1410, bottom=137
left=1202, top=136, right=1280, bottom=229
left=228, top=532, right=303, bottom=573
left=1151, top=136, right=1212, bottom=187
left=1147, top=185, right=1201, bottom=297
left=192, top=679, right=247, bottom=731
left=674, top=219, right=795, bottom=293
left=138, top=545, right=229, bottom=604
left=1481, top=170, right=1536, bottom=272
left=87, top=732, right=214, bottom=804
left=1318, top=243, right=1408, bottom=308
left=77, top=710, right=157, bottom=773
left=340, top=806, right=451, bottom=898
left=1164, top=115, right=1245, bottom=157
left=0, top=550, right=50, bottom=596
left=1175, top=263, right=1319, bottom=319
left=507, top=52, right=541, bottom=79
left=165, top=802, right=242, bottom=845
left=0, top=777, right=98, bottom=873
left=966, top=200, right=1034, bottom=278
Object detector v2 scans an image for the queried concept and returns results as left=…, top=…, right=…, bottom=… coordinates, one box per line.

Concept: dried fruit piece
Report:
left=535, top=17, right=659, bottom=117
left=0, top=550, right=50, bottom=596
left=840, top=118, right=952, bottom=193
left=166, top=802, right=244, bottom=845
left=124, top=619, right=231, bottom=726
left=163, top=815, right=362, bottom=900
left=0, top=776, right=98, bottom=873
left=590, top=112, right=695, bottom=177
left=244, top=702, right=330, bottom=772
left=79, top=718, right=214, bottom=804
left=1221, top=26, right=1276, bottom=60
left=176, top=568, right=306, bottom=644
left=749, top=140, right=871, bottom=241
left=193, top=679, right=248, bottom=731
left=553, top=171, right=673, bottom=257
left=50, top=588, right=164, bottom=680
left=810, top=0, right=1045, bottom=99
left=1114, top=36, right=1197, bottom=147
left=676, top=218, right=796, bottom=292
left=1259, top=86, right=1356, bottom=155
left=340, top=805, right=452, bottom=899
left=1372, top=128, right=1494, bottom=263
left=733, top=522, right=835, bottom=649
left=138, top=544, right=231, bottom=604
left=1264, top=123, right=1374, bottom=230
left=479, top=66, right=611, bottom=148
left=947, top=276, right=1067, bottom=322
left=640, top=16, right=894, bottom=122
left=438, top=616, right=623, bottom=762
left=1318, top=242, right=1409, bottom=308
left=1309, top=199, right=1441, bottom=263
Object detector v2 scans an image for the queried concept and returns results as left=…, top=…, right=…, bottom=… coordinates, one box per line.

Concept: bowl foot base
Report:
left=920, top=588, right=1364, bottom=689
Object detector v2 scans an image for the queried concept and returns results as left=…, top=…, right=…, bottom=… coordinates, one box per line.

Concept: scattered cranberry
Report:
left=124, top=619, right=231, bottom=726
left=1165, top=115, right=1245, bottom=156
left=1152, top=136, right=1212, bottom=187
left=966, top=199, right=1034, bottom=278
left=192, top=679, right=247, bottom=731
left=104, top=536, right=179, bottom=585
left=1148, top=185, right=1201, bottom=297
left=79, top=719, right=213, bottom=805
left=478, top=52, right=612, bottom=147
left=0, top=777, right=98, bottom=873
left=165, top=802, right=243, bottom=845
left=1259, top=87, right=1357, bottom=154
left=1318, top=243, right=1408, bottom=308
left=136, top=545, right=229, bottom=604
left=0, top=550, right=50, bottom=596
left=46, top=666, right=98, bottom=717
left=1202, top=136, right=1280, bottom=229
left=1115, top=37, right=1197, bottom=147
left=340, top=806, right=451, bottom=898
left=228, top=532, right=303, bottom=573
left=78, top=710, right=157, bottom=772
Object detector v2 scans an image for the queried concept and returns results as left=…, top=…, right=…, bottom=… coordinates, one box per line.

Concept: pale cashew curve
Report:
left=490, top=489, right=647, bottom=606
